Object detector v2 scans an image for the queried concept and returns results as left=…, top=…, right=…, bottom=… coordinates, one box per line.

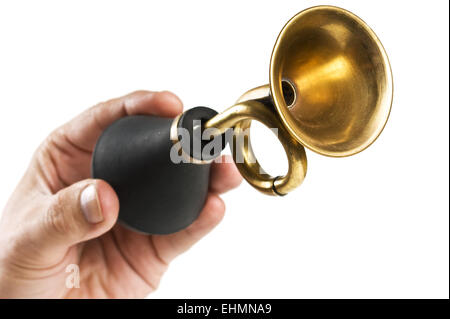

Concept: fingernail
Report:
left=80, top=185, right=103, bottom=224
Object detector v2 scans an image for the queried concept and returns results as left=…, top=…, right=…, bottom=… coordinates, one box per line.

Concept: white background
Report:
left=0, top=0, right=448, bottom=298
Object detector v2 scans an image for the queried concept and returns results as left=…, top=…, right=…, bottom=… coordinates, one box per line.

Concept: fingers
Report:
left=58, top=90, right=183, bottom=152
left=152, top=194, right=225, bottom=263
left=209, top=155, right=243, bottom=194
left=27, top=179, right=119, bottom=262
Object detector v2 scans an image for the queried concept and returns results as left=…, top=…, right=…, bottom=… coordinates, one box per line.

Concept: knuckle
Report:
left=45, top=194, right=88, bottom=239
left=130, top=89, right=151, bottom=96
left=46, top=197, right=71, bottom=237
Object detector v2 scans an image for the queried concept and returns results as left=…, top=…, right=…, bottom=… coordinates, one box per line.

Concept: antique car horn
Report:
left=92, top=6, right=393, bottom=234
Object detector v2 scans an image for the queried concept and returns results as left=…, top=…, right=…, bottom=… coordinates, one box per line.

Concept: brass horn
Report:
left=204, top=5, right=393, bottom=196
left=92, top=5, right=393, bottom=234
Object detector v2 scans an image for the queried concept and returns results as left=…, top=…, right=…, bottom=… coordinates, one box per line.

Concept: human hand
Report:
left=0, top=91, right=242, bottom=298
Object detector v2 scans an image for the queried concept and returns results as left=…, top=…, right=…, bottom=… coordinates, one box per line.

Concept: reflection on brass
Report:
left=204, top=6, right=393, bottom=196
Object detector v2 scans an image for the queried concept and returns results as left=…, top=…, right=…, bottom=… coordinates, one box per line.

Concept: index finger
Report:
left=60, top=90, right=183, bottom=152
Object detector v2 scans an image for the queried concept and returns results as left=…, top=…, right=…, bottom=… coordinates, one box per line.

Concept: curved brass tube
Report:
left=204, top=100, right=307, bottom=196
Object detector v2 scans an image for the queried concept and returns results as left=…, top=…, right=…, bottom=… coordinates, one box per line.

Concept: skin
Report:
left=0, top=91, right=242, bottom=298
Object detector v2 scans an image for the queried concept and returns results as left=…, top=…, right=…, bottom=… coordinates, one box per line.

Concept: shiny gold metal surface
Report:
left=204, top=5, right=392, bottom=195
left=270, top=6, right=393, bottom=157
left=205, top=94, right=307, bottom=195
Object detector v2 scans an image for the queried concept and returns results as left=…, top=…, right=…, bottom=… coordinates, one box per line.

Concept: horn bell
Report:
left=270, top=6, right=393, bottom=157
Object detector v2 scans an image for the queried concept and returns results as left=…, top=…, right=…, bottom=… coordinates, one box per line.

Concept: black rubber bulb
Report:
left=91, top=107, right=226, bottom=235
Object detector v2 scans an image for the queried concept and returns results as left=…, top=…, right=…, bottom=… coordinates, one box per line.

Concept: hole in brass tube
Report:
left=281, top=79, right=296, bottom=108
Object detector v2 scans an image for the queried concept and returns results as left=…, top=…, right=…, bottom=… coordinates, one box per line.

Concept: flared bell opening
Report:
left=270, top=6, right=393, bottom=157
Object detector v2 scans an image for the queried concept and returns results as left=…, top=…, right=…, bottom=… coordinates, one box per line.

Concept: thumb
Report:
left=36, top=179, right=119, bottom=256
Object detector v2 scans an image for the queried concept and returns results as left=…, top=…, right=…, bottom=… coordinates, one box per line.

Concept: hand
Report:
left=0, top=91, right=242, bottom=298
